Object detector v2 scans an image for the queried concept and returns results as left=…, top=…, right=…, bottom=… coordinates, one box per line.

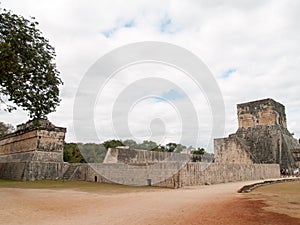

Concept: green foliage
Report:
left=151, top=145, right=165, bottom=152
left=174, top=143, right=186, bottom=153
left=0, top=121, right=14, bottom=136
left=0, top=8, right=62, bottom=118
left=64, top=143, right=108, bottom=163
left=165, top=142, right=177, bottom=152
left=79, top=143, right=107, bottom=163
left=135, top=140, right=158, bottom=150
left=123, top=139, right=138, bottom=149
left=103, top=139, right=124, bottom=149
left=192, top=147, right=206, bottom=155
left=63, top=143, right=86, bottom=163
left=64, top=139, right=209, bottom=163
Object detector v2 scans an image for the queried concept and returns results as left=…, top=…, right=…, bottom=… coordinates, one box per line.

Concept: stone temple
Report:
left=0, top=98, right=299, bottom=188
left=214, top=98, right=300, bottom=170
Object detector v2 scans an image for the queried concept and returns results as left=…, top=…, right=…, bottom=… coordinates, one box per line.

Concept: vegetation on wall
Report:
left=63, top=139, right=212, bottom=163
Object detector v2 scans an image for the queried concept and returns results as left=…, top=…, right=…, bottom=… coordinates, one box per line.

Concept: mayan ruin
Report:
left=1, top=2, right=300, bottom=224
left=1, top=98, right=298, bottom=188
left=215, top=98, right=300, bottom=170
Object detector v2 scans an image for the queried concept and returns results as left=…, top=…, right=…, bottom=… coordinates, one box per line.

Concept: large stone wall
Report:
left=0, top=162, right=66, bottom=181
left=0, top=116, right=284, bottom=188
left=214, top=135, right=253, bottom=164
left=0, top=130, right=37, bottom=155
left=178, top=163, right=280, bottom=187
left=0, top=159, right=280, bottom=187
left=104, top=147, right=191, bottom=165
left=62, top=162, right=280, bottom=188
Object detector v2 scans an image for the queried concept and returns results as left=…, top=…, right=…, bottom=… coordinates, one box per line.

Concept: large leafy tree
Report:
left=165, top=142, right=177, bottom=152
left=135, top=140, right=158, bottom=150
left=0, top=9, right=62, bottom=118
left=103, top=139, right=124, bottom=149
left=0, top=121, right=14, bottom=136
left=63, top=143, right=86, bottom=163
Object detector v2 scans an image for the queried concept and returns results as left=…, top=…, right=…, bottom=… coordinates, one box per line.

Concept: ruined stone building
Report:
left=214, top=98, right=300, bottom=170
left=2, top=98, right=298, bottom=187
left=0, top=119, right=66, bottom=180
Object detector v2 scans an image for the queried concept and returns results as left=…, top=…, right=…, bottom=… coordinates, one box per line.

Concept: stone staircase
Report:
left=63, top=165, right=79, bottom=180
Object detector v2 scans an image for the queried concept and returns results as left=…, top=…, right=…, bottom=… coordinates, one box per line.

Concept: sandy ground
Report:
left=0, top=180, right=299, bottom=225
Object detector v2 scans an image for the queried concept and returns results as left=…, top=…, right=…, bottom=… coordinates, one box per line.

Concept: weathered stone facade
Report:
left=214, top=135, right=253, bottom=164
left=0, top=119, right=66, bottom=163
left=0, top=108, right=285, bottom=187
left=0, top=119, right=66, bottom=181
left=62, top=162, right=280, bottom=188
left=215, top=98, right=300, bottom=171
left=237, top=98, right=287, bottom=129
left=104, top=147, right=191, bottom=165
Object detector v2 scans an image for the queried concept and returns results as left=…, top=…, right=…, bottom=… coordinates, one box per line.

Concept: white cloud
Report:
left=1, top=0, right=300, bottom=150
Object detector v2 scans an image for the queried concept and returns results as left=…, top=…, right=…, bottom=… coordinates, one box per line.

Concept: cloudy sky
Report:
left=1, top=0, right=300, bottom=151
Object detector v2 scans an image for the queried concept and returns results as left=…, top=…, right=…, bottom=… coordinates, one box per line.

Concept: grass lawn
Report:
left=247, top=180, right=300, bottom=218
left=0, top=179, right=163, bottom=194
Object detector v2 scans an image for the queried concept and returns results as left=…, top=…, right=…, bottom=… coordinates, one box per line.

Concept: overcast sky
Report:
left=1, top=0, right=300, bottom=151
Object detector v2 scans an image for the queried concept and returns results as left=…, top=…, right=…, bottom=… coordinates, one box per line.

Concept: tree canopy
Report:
left=0, top=121, right=14, bottom=136
left=192, top=147, right=206, bottom=155
left=0, top=8, right=62, bottom=118
left=103, top=139, right=124, bottom=149
left=63, top=143, right=87, bottom=163
left=63, top=139, right=212, bottom=163
left=63, top=143, right=108, bottom=163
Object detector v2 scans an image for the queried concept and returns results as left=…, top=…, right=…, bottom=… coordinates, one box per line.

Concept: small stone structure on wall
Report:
left=214, top=98, right=300, bottom=170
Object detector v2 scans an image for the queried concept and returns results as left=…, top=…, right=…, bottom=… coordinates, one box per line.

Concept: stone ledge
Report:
left=238, top=177, right=300, bottom=193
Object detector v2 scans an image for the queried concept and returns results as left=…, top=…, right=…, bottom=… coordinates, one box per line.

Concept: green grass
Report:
left=249, top=180, right=300, bottom=218
left=0, top=179, right=163, bottom=194
left=254, top=180, right=300, bottom=194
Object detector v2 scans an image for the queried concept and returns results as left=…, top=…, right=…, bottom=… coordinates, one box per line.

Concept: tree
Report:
left=103, top=139, right=124, bottom=149
left=166, top=143, right=177, bottom=152
left=136, top=140, right=158, bottom=150
left=0, top=9, right=62, bottom=119
left=63, top=143, right=86, bottom=163
left=123, top=139, right=138, bottom=149
left=151, top=144, right=165, bottom=152
left=174, top=143, right=186, bottom=153
left=79, top=143, right=107, bottom=163
left=0, top=121, right=14, bottom=136
left=192, top=147, right=206, bottom=155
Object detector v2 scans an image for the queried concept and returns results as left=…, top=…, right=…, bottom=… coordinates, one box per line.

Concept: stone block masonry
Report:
left=62, top=162, right=280, bottom=188
left=0, top=119, right=66, bottom=163
left=0, top=162, right=66, bottom=181
left=179, top=163, right=280, bottom=187
left=0, top=119, right=67, bottom=181
left=0, top=100, right=288, bottom=188
left=237, top=98, right=287, bottom=129
left=104, top=147, right=191, bottom=165
left=215, top=98, right=300, bottom=171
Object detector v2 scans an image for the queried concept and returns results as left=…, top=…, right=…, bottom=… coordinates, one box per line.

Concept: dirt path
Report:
left=0, top=180, right=299, bottom=225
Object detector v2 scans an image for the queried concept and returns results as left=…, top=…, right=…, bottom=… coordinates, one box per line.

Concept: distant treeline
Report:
left=63, top=139, right=213, bottom=163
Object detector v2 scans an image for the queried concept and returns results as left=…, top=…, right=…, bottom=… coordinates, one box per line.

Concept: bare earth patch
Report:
left=0, top=180, right=299, bottom=225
